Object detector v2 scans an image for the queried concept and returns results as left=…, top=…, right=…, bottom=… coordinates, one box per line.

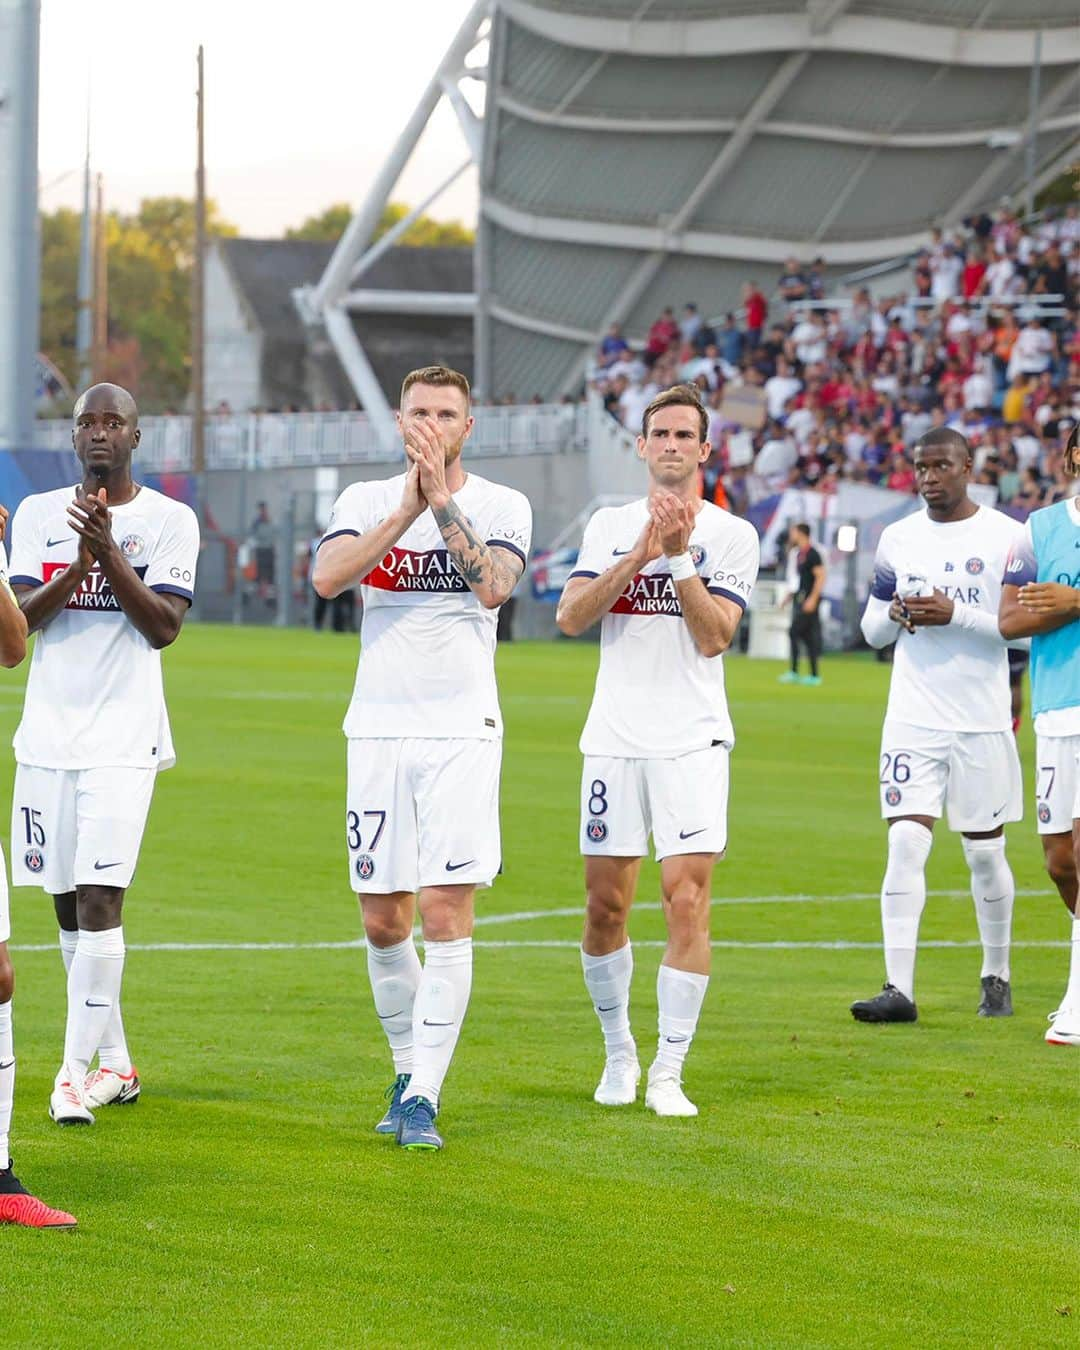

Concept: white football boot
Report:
left=84, top=1066, right=141, bottom=1107
left=644, top=1065, right=698, bottom=1117
left=1045, top=1006, right=1080, bottom=1047
left=48, top=1078, right=95, bottom=1126
left=593, top=1048, right=641, bottom=1106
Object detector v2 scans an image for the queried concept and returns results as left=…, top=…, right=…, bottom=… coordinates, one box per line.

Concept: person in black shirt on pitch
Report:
left=779, top=522, right=826, bottom=686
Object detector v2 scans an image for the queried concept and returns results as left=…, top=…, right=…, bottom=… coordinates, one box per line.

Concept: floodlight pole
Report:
left=1024, top=29, right=1042, bottom=217
left=192, top=44, right=207, bottom=474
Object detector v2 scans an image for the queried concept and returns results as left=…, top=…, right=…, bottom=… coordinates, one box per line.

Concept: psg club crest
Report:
left=355, top=854, right=376, bottom=881
left=586, top=817, right=608, bottom=843
left=24, top=847, right=44, bottom=873
left=884, top=786, right=902, bottom=808
left=120, top=534, right=146, bottom=560
left=965, top=557, right=984, bottom=576
left=1038, top=802, right=1052, bottom=824
left=689, top=544, right=705, bottom=567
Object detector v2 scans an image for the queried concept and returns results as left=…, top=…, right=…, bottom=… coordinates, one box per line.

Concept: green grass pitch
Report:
left=0, top=627, right=1076, bottom=1346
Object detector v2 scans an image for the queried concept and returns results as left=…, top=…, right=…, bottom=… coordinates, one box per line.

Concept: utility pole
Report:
left=1024, top=29, right=1042, bottom=218
left=75, top=112, right=93, bottom=391
left=192, top=44, right=207, bottom=473
left=92, top=172, right=108, bottom=382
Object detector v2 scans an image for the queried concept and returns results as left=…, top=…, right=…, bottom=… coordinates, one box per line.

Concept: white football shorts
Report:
left=10, top=764, right=157, bottom=893
left=580, top=744, right=730, bottom=861
left=1034, top=734, right=1080, bottom=835
left=345, top=737, right=501, bottom=894
left=878, top=720, right=1022, bottom=831
left=0, top=844, right=9, bottom=944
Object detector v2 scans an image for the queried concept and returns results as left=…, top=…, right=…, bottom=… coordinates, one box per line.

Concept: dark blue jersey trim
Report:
left=9, top=575, right=42, bottom=588
left=318, top=528, right=361, bottom=547
left=708, top=585, right=748, bottom=610
left=149, top=583, right=194, bottom=604
left=488, top=539, right=527, bottom=566
left=568, top=569, right=599, bottom=580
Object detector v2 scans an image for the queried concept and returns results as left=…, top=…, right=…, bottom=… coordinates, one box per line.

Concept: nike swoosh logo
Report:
left=93, top=860, right=122, bottom=870
left=0, top=1060, right=13, bottom=1071
left=597, top=1004, right=619, bottom=1013
left=991, top=803, right=1007, bottom=817
left=376, top=1010, right=404, bottom=1020
left=983, top=895, right=1008, bottom=904
left=664, top=1035, right=689, bottom=1044
left=445, top=859, right=475, bottom=872
left=45, top=537, right=68, bottom=548
left=85, top=1000, right=110, bottom=1008
left=884, top=890, right=910, bottom=896
left=422, top=1019, right=453, bottom=1027
left=679, top=828, right=707, bottom=840
left=612, top=548, right=632, bottom=556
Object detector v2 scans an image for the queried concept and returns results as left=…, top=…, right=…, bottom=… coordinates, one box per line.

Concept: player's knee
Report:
left=363, top=910, right=411, bottom=947
left=663, top=881, right=709, bottom=935
left=1045, top=838, right=1075, bottom=890
left=75, top=887, right=123, bottom=931
left=585, top=886, right=629, bottom=933
left=0, top=950, right=13, bottom=1004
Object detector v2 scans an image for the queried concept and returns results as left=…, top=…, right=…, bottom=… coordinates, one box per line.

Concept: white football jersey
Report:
left=571, top=498, right=760, bottom=758
left=9, top=485, right=199, bottom=770
left=865, top=505, right=1023, bottom=733
left=323, top=472, right=532, bottom=739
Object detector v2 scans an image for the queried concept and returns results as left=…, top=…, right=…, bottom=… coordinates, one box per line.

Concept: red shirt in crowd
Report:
left=745, top=289, right=767, bottom=331
left=962, top=259, right=987, bottom=299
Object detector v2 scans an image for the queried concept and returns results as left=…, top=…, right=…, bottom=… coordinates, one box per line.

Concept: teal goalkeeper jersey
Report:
left=1009, top=500, right=1080, bottom=721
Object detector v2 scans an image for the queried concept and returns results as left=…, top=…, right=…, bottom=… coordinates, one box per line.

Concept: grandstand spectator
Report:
left=764, top=356, right=802, bottom=421
left=719, top=313, right=744, bottom=366
left=1009, top=316, right=1056, bottom=380
left=598, top=323, right=631, bottom=368
left=778, top=257, right=809, bottom=303
left=645, top=308, right=679, bottom=365
left=980, top=247, right=1018, bottom=299
left=930, top=239, right=962, bottom=301
left=680, top=303, right=703, bottom=347
left=742, top=282, right=767, bottom=348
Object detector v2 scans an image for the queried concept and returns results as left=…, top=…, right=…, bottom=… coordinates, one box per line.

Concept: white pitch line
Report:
left=6, top=891, right=1061, bottom=955
left=7, top=939, right=1068, bottom=953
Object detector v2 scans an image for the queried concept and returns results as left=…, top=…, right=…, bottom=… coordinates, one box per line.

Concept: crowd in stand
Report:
left=589, top=205, right=1080, bottom=518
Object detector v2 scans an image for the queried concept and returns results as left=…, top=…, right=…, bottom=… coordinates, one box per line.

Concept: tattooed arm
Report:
left=406, top=416, right=525, bottom=609
left=431, top=498, right=524, bottom=609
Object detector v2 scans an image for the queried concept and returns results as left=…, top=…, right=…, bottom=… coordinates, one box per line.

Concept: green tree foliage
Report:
left=1035, top=162, right=1079, bottom=211
left=39, top=197, right=237, bottom=413
left=285, top=200, right=474, bottom=247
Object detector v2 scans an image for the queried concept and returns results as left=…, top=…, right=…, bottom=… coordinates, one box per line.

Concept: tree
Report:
left=1035, top=162, right=1079, bottom=211
left=285, top=200, right=474, bottom=247
left=38, top=197, right=237, bottom=412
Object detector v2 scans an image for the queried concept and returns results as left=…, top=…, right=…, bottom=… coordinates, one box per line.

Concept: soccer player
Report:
left=853, top=428, right=1025, bottom=1023
left=556, top=384, right=759, bottom=1116
left=8, top=384, right=200, bottom=1125
left=999, top=426, right=1080, bottom=1046
left=312, top=366, right=531, bottom=1151
left=0, top=503, right=76, bottom=1227
left=779, top=522, right=826, bottom=685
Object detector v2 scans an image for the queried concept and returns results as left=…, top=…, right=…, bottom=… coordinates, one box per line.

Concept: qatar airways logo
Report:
left=610, top=572, right=683, bottom=617
left=42, top=561, right=146, bottom=611
left=363, top=547, right=468, bottom=593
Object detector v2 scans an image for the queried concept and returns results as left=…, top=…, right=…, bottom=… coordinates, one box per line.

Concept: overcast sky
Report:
left=37, top=0, right=482, bottom=237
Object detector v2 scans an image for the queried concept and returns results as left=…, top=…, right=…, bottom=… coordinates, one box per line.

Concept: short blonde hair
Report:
left=400, top=365, right=471, bottom=409
left=641, top=383, right=708, bottom=441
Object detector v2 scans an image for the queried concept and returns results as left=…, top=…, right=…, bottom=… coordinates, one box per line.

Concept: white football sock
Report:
left=653, top=965, right=709, bottom=1077
left=581, top=943, right=635, bottom=1056
left=59, top=928, right=125, bottom=1088
left=402, top=938, right=472, bottom=1111
left=60, top=927, right=132, bottom=1074
left=962, top=835, right=1014, bottom=980
left=58, top=928, right=78, bottom=974
left=881, top=820, right=933, bottom=1000
left=366, top=936, right=422, bottom=1075
left=0, top=1000, right=12, bottom=1169
left=1061, top=915, right=1080, bottom=1013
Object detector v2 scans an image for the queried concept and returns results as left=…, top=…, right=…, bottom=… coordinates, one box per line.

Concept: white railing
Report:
left=32, top=404, right=590, bottom=472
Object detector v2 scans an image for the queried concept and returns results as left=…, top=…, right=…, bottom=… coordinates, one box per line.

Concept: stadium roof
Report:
left=476, top=0, right=1080, bottom=397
